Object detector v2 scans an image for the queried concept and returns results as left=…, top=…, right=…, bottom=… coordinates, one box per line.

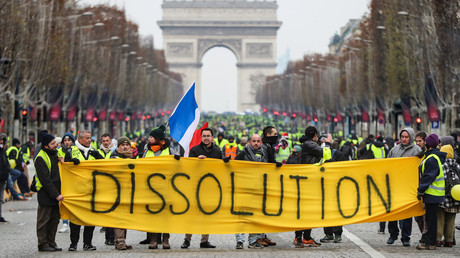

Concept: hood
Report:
left=373, top=141, right=385, bottom=148
left=427, top=148, right=447, bottom=164
left=400, top=127, right=415, bottom=142
left=440, top=145, right=454, bottom=159
left=440, top=136, right=455, bottom=148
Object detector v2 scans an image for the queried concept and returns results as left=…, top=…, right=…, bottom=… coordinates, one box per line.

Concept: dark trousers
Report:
left=422, top=203, right=439, bottom=246
left=388, top=217, right=412, bottom=241
left=105, top=228, right=114, bottom=241
left=324, top=226, right=343, bottom=236
left=69, top=222, right=95, bottom=246
left=295, top=229, right=312, bottom=240
left=36, top=205, right=60, bottom=248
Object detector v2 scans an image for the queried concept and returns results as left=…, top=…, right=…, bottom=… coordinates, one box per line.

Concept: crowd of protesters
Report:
left=1, top=114, right=460, bottom=252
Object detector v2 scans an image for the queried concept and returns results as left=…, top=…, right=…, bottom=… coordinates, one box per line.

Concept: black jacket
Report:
left=189, top=142, right=223, bottom=159
left=261, top=137, right=276, bottom=163
left=300, top=135, right=323, bottom=164
left=35, top=147, right=61, bottom=206
left=0, top=146, right=10, bottom=182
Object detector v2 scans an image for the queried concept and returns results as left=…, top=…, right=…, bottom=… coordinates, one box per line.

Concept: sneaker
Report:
left=334, top=235, right=342, bottom=243
left=320, top=235, right=334, bottom=243
left=100, top=227, right=106, bottom=233
left=378, top=229, right=385, bottom=234
left=58, top=224, right=69, bottom=233
left=444, top=241, right=453, bottom=247
left=105, top=240, right=114, bottom=246
left=139, top=238, right=150, bottom=245
left=0, top=217, right=7, bottom=223
left=387, top=237, right=396, bottom=244
left=236, top=242, right=243, bottom=249
left=294, top=238, right=304, bottom=248
left=83, top=244, right=96, bottom=251
left=68, top=245, right=77, bottom=251
left=304, top=239, right=321, bottom=247
left=181, top=240, right=190, bottom=249
left=435, top=241, right=442, bottom=247
left=402, top=240, right=410, bottom=246
left=248, top=242, right=263, bottom=249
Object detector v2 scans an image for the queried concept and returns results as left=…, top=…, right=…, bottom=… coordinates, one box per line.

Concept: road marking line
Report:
left=343, top=228, right=385, bottom=258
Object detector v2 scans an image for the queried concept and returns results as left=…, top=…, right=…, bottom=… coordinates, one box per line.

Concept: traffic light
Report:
left=416, top=117, right=421, bottom=130
left=22, top=109, right=27, bottom=126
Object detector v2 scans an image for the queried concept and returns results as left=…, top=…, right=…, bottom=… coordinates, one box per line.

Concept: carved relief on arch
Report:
left=197, top=39, right=242, bottom=61
left=246, top=43, right=273, bottom=58
left=167, top=42, right=193, bottom=57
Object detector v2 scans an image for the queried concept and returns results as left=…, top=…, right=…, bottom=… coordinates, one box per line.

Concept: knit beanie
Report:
left=12, top=138, right=20, bottom=146
left=149, top=124, right=166, bottom=141
left=41, top=132, right=55, bottom=147
left=63, top=131, right=76, bottom=143
left=425, top=134, right=439, bottom=149
left=117, top=136, right=131, bottom=147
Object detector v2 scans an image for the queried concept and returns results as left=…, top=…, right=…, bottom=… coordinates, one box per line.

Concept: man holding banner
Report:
left=234, top=134, right=277, bottom=249
left=181, top=128, right=222, bottom=249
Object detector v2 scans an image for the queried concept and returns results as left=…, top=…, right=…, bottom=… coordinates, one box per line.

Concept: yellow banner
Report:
left=59, top=156, right=424, bottom=234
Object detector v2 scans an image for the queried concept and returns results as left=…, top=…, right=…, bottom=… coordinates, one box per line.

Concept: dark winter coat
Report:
left=0, top=146, right=10, bottom=182
left=35, top=147, right=61, bottom=206
left=300, top=135, right=323, bottom=164
left=262, top=136, right=276, bottom=163
left=418, top=148, right=447, bottom=204
left=189, top=142, right=223, bottom=159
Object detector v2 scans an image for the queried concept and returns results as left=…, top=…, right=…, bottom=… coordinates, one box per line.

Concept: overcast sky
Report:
left=79, top=0, right=370, bottom=112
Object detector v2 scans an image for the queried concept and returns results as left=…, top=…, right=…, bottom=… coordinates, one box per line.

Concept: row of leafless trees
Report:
left=0, top=0, right=183, bottom=139
left=257, top=0, right=459, bottom=135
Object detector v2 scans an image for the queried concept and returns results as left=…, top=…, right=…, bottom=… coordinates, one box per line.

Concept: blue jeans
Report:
left=235, top=233, right=245, bottom=243
left=7, top=169, right=21, bottom=199
left=248, top=233, right=263, bottom=244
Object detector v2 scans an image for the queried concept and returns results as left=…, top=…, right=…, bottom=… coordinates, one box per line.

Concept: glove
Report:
left=223, top=156, right=231, bottom=163
left=89, top=150, right=99, bottom=157
left=174, top=154, right=181, bottom=161
left=276, top=162, right=283, bottom=168
left=72, top=158, right=80, bottom=165
left=417, top=192, right=423, bottom=200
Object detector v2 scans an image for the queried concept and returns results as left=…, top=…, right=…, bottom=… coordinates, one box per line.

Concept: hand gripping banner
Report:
left=59, top=156, right=425, bottom=234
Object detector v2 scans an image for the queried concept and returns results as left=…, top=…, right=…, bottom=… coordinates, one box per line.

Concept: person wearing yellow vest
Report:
left=275, top=137, right=291, bottom=164
left=6, top=138, right=27, bottom=200
left=142, top=125, right=171, bottom=158
left=416, top=134, right=446, bottom=250
left=237, top=136, right=248, bottom=154
left=359, top=136, right=388, bottom=159
left=98, top=133, right=114, bottom=159
left=139, top=125, right=172, bottom=250
left=107, top=136, right=134, bottom=251
left=64, top=130, right=103, bottom=252
left=58, top=132, right=75, bottom=159
left=222, top=135, right=237, bottom=160
left=34, top=132, right=64, bottom=252
left=90, top=136, right=98, bottom=149
left=214, top=132, right=229, bottom=149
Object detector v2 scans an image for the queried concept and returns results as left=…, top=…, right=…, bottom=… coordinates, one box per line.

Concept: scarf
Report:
left=245, top=145, right=268, bottom=163
left=116, top=148, right=133, bottom=158
left=100, top=142, right=115, bottom=154
left=149, top=140, right=165, bottom=153
left=75, top=140, right=91, bottom=158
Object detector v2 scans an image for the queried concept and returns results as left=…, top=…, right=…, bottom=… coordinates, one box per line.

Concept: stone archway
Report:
left=158, top=0, right=281, bottom=112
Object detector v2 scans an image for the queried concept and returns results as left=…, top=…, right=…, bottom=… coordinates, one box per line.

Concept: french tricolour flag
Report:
left=168, top=83, right=200, bottom=157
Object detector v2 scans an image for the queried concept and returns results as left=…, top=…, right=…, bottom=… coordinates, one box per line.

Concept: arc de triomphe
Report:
left=158, top=0, right=281, bottom=112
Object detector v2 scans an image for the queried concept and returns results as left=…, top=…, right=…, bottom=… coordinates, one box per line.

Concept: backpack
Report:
left=445, top=162, right=460, bottom=197
left=359, top=144, right=375, bottom=160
